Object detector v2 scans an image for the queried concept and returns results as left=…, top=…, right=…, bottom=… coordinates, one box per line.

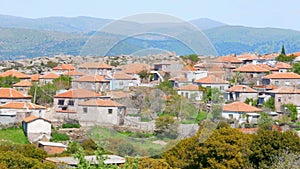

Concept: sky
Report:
left=1, top=0, right=300, bottom=30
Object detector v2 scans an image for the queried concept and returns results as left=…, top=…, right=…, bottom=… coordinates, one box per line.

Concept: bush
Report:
left=50, top=132, right=70, bottom=142
left=62, top=123, right=81, bottom=128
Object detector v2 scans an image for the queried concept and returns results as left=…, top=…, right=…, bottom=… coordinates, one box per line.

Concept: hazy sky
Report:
left=1, top=0, right=300, bottom=30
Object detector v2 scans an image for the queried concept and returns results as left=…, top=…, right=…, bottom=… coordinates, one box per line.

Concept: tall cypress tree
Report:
left=281, top=45, right=286, bottom=55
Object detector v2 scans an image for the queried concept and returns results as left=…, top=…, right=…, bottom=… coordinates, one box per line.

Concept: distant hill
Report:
left=0, top=15, right=300, bottom=59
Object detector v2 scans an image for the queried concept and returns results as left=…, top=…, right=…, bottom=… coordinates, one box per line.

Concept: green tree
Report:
left=0, top=75, right=20, bottom=87
left=292, top=62, right=300, bottom=75
left=263, top=97, right=275, bottom=111
left=53, top=75, right=72, bottom=90
left=156, top=80, right=175, bottom=95
left=258, top=113, right=273, bottom=130
left=29, top=83, right=58, bottom=105
left=282, top=103, right=298, bottom=122
left=244, top=98, right=258, bottom=107
left=281, top=45, right=286, bottom=55
left=138, top=69, right=150, bottom=83
left=155, top=115, right=179, bottom=139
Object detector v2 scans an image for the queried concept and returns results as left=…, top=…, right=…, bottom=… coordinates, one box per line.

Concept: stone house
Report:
left=52, top=64, right=75, bottom=75
left=13, top=80, right=32, bottom=95
left=0, top=101, right=46, bottom=125
left=177, top=84, right=203, bottom=101
left=275, top=62, right=292, bottom=72
left=39, top=72, right=60, bottom=85
left=78, top=99, right=126, bottom=126
left=262, top=72, right=300, bottom=87
left=53, top=89, right=106, bottom=119
left=72, top=75, right=110, bottom=93
left=153, top=61, right=184, bottom=78
left=194, top=75, right=229, bottom=92
left=107, top=73, right=139, bottom=91
left=222, top=101, right=262, bottom=125
left=63, top=70, right=85, bottom=79
left=226, top=85, right=258, bottom=102
left=0, top=88, right=32, bottom=104
left=77, top=62, right=112, bottom=76
left=0, top=69, right=30, bottom=80
left=22, top=115, right=51, bottom=143
left=267, top=86, right=300, bottom=115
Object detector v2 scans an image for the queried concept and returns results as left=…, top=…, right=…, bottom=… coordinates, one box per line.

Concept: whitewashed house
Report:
left=177, top=84, right=203, bottom=101
left=22, top=115, right=51, bottom=143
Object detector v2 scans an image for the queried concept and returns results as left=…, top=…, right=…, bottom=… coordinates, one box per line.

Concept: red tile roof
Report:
left=195, top=75, right=228, bottom=84
left=13, top=80, right=32, bottom=87
left=52, top=64, right=75, bottom=71
left=223, top=101, right=262, bottom=112
left=23, top=115, right=51, bottom=123
left=112, top=73, right=136, bottom=80
left=78, top=62, right=112, bottom=69
left=275, top=62, right=292, bottom=69
left=237, top=54, right=259, bottom=61
left=63, top=70, right=85, bottom=76
left=54, top=89, right=102, bottom=98
left=0, top=102, right=45, bottom=109
left=79, top=99, right=125, bottom=107
left=227, top=85, right=257, bottom=93
left=182, top=65, right=197, bottom=71
left=119, top=63, right=150, bottom=74
left=31, top=74, right=39, bottom=81
left=263, top=72, right=300, bottom=79
left=258, top=64, right=278, bottom=71
left=0, top=88, right=32, bottom=98
left=212, top=56, right=242, bottom=63
left=177, top=84, right=200, bottom=91
left=234, top=64, right=270, bottom=73
left=267, top=86, right=300, bottom=94
left=169, top=76, right=188, bottom=82
left=73, top=75, right=109, bottom=82
left=107, top=91, right=129, bottom=99
left=40, top=72, right=60, bottom=79
left=0, top=70, right=30, bottom=79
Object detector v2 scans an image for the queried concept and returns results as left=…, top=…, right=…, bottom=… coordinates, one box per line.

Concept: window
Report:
left=58, top=100, right=64, bottom=105
left=83, top=107, right=87, bottom=114
left=220, top=86, right=224, bottom=90
left=229, top=114, right=233, bottom=119
left=185, top=92, right=189, bottom=98
left=119, top=81, right=124, bottom=86
left=108, top=109, right=113, bottom=114
left=68, top=100, right=74, bottom=106
left=275, top=81, right=279, bottom=85
left=278, top=97, right=281, bottom=102
left=285, top=81, right=290, bottom=86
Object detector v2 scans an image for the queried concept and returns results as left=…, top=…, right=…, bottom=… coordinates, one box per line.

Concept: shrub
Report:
left=62, top=123, right=81, bottom=128
left=50, top=132, right=70, bottom=142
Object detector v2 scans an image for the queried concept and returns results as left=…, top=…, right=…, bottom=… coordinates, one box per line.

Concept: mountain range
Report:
left=0, top=15, right=299, bottom=60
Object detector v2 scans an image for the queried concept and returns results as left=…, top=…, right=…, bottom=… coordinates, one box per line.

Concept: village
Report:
left=0, top=49, right=300, bottom=167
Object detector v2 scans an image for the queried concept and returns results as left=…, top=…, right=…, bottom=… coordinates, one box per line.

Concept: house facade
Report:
left=262, top=72, right=300, bottom=87
left=226, top=85, right=258, bottom=102
left=72, top=75, right=110, bottom=93
left=77, top=62, right=112, bottom=76
left=177, top=84, right=203, bottom=101
left=22, top=115, right=51, bottom=143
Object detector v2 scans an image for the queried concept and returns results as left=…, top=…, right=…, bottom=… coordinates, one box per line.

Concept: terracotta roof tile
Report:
left=118, top=63, right=150, bottom=74
left=177, top=84, right=200, bottom=91
left=263, top=72, right=300, bottom=79
left=261, top=53, right=278, bottom=60
left=169, top=75, right=188, bottom=82
left=63, top=70, right=85, bottom=76
left=182, top=65, right=197, bottom=71
left=213, top=56, right=242, bottom=63
left=73, top=75, right=109, bottom=82
left=78, top=62, right=112, bottom=69
left=195, top=75, right=228, bottom=84
left=0, top=102, right=45, bottom=109
left=13, top=80, right=32, bottom=87
left=0, top=88, right=32, bottom=98
left=31, top=74, right=39, bottom=81
left=54, top=89, right=102, bottom=98
left=237, top=54, right=259, bottom=61
left=275, top=62, right=292, bottom=69
left=223, top=101, right=262, bottom=112
left=40, top=72, right=60, bottom=79
left=79, top=99, right=125, bottom=107
left=234, top=64, right=270, bottom=73
left=267, top=86, right=300, bottom=94
left=112, top=73, right=136, bottom=80
left=53, top=64, right=75, bottom=71
left=107, top=91, right=129, bottom=99
left=227, top=85, right=257, bottom=93
left=23, top=115, right=51, bottom=123
left=0, top=70, right=30, bottom=79
left=258, top=64, right=278, bottom=71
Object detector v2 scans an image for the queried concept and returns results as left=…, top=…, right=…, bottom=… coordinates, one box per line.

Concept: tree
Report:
left=29, top=83, right=58, bottom=105
left=0, top=75, right=20, bottom=88
left=281, top=45, right=286, bottom=55
left=249, top=130, right=300, bottom=168
left=138, top=69, right=150, bottom=83
left=53, top=75, right=72, bottom=90
left=292, top=62, right=300, bottom=75
left=204, top=88, right=224, bottom=120
left=156, top=80, right=175, bottom=95
left=155, top=115, right=179, bottom=139
left=263, top=97, right=275, bottom=111
left=282, top=103, right=298, bottom=122
left=258, top=113, right=273, bottom=130
left=244, top=98, right=258, bottom=107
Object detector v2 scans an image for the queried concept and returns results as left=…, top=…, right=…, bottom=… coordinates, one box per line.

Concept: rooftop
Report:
left=263, top=72, right=300, bottom=79
left=73, top=75, right=109, bottom=82
left=78, top=62, right=112, bottom=69
left=40, top=72, right=60, bottom=79
left=177, top=84, right=200, bottom=91
left=13, top=80, right=32, bottom=87
left=227, top=85, right=257, bottom=93
left=0, top=69, right=30, bottom=79
left=234, top=64, right=270, bottom=73
left=52, top=64, right=75, bottom=71
left=54, top=89, right=102, bottom=98
left=0, top=88, right=32, bottom=99
left=79, top=99, right=125, bottom=107
left=0, top=102, right=45, bottom=109
left=223, top=101, right=262, bottom=113
left=23, top=115, right=51, bottom=123
left=195, top=75, right=228, bottom=84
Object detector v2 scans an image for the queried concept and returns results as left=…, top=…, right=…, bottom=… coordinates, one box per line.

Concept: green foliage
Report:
left=0, top=144, right=56, bottom=169
left=244, top=98, right=258, bottom=107
left=117, top=142, right=137, bottom=157
left=0, top=127, right=28, bottom=144
left=50, top=132, right=70, bottom=142
left=258, top=113, right=273, bottom=130
left=45, top=61, right=58, bottom=68
left=53, top=75, right=72, bottom=90
left=0, top=75, right=20, bottom=88
left=281, top=45, right=286, bottom=55
left=155, top=115, right=178, bottom=139
left=292, top=62, right=300, bottom=75
left=263, top=97, right=275, bottom=111
left=275, top=53, right=296, bottom=62
left=156, top=80, right=175, bottom=95
left=204, top=88, right=224, bottom=120
left=62, top=123, right=81, bottom=128
left=180, top=54, right=200, bottom=63
left=29, top=83, right=59, bottom=105
left=137, top=69, right=150, bottom=81
left=249, top=130, right=300, bottom=168
left=283, top=103, right=298, bottom=122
